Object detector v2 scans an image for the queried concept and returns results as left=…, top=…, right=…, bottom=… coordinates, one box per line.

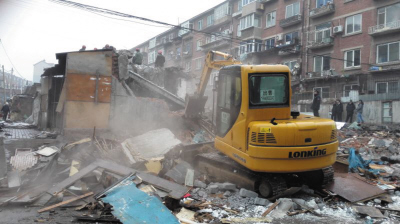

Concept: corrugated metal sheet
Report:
left=10, top=149, right=38, bottom=171
left=101, top=176, right=179, bottom=224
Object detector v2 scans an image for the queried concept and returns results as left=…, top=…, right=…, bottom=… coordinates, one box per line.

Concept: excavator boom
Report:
left=184, top=51, right=240, bottom=117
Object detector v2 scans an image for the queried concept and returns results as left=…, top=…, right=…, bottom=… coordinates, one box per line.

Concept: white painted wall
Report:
left=33, top=60, right=54, bottom=83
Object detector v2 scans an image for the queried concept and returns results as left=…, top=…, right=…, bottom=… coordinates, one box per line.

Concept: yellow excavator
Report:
left=185, top=51, right=338, bottom=197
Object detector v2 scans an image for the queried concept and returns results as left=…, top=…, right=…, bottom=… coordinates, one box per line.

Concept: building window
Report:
left=266, top=11, right=276, bottom=28
left=240, top=14, right=260, bottom=30
left=316, top=0, right=332, bottom=8
left=238, top=0, right=242, bottom=11
left=239, top=39, right=262, bottom=54
left=314, top=56, right=330, bottom=72
left=285, top=2, right=300, bottom=19
left=198, top=20, right=203, bottom=30
left=315, top=22, right=331, bottom=43
left=383, top=102, right=393, bottom=123
left=215, top=2, right=231, bottom=20
left=237, top=24, right=241, bottom=37
left=196, top=40, right=202, bottom=51
left=207, top=14, right=214, bottom=27
left=344, top=49, right=361, bottom=68
left=283, top=61, right=297, bottom=70
left=184, top=61, right=191, bottom=72
left=148, top=50, right=156, bottom=64
left=343, top=84, right=359, bottom=97
left=313, top=87, right=330, bottom=99
left=242, top=0, right=258, bottom=7
left=345, top=14, right=362, bottom=35
left=176, top=47, right=181, bottom=59
left=284, top=31, right=299, bottom=44
left=377, top=41, right=400, bottom=64
left=265, top=38, right=275, bottom=50
left=183, top=42, right=192, bottom=55
left=149, top=38, right=156, bottom=49
left=376, top=81, right=398, bottom=94
left=378, top=3, right=400, bottom=26
left=195, top=58, right=202, bottom=70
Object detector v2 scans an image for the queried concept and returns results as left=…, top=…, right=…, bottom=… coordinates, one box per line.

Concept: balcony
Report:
left=278, top=45, right=301, bottom=56
left=369, top=63, right=400, bottom=73
left=214, top=15, right=232, bottom=26
left=261, top=0, right=278, bottom=3
left=242, top=1, right=264, bottom=17
left=309, top=4, right=335, bottom=19
left=232, top=11, right=242, bottom=18
left=240, top=27, right=263, bottom=39
left=369, top=20, right=400, bottom=36
left=200, top=38, right=231, bottom=51
left=280, top=15, right=302, bottom=28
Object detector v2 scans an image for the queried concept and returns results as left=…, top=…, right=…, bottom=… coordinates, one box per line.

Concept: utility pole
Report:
left=10, top=68, right=13, bottom=100
left=2, top=65, right=4, bottom=104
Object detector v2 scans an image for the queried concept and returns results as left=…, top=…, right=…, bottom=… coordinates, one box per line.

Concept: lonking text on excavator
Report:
left=185, top=51, right=338, bottom=197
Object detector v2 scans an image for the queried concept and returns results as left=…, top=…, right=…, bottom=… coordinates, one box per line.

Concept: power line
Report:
left=0, top=39, right=25, bottom=79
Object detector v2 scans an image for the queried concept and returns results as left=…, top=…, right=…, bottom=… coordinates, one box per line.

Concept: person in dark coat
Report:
left=1, top=102, right=10, bottom=121
left=155, top=51, right=165, bottom=68
left=345, top=100, right=356, bottom=123
left=132, top=48, right=143, bottom=65
left=335, top=99, right=343, bottom=122
left=331, top=101, right=337, bottom=121
left=311, top=90, right=321, bottom=117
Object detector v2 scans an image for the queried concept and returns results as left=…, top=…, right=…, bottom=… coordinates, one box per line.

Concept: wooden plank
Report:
left=37, top=192, right=93, bottom=213
left=66, top=74, right=111, bottom=103
left=262, top=200, right=280, bottom=217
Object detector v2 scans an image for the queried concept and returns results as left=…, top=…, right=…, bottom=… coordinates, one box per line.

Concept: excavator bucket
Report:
left=184, top=95, right=208, bottom=117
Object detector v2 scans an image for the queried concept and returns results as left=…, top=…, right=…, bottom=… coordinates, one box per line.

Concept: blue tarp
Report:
left=348, top=148, right=381, bottom=174
left=102, top=176, right=179, bottom=224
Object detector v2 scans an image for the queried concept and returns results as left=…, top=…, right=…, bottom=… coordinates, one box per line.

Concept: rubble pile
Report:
left=1, top=122, right=400, bottom=223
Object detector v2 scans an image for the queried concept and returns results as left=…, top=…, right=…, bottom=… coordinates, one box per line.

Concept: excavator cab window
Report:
left=249, top=73, right=289, bottom=108
left=216, top=68, right=242, bottom=137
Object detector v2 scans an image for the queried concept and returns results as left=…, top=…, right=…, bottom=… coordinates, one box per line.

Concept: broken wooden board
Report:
left=38, top=192, right=94, bottom=213
left=326, top=173, right=385, bottom=203
left=353, top=206, right=385, bottom=218
left=47, top=159, right=189, bottom=200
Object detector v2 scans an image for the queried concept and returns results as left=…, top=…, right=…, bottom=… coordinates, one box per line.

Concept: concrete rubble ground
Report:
left=0, top=109, right=399, bottom=224
left=1, top=57, right=400, bottom=223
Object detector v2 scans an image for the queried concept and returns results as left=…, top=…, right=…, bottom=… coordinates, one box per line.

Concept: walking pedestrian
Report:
left=345, top=100, right=356, bottom=123
left=311, top=90, right=321, bottom=117
left=336, top=99, right=343, bottom=122
left=1, top=102, right=10, bottom=121
left=331, top=101, right=337, bottom=121
left=356, top=100, right=364, bottom=123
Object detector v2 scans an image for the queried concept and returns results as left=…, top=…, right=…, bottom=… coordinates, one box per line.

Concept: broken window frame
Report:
left=376, top=81, right=398, bottom=94
left=343, top=84, right=359, bottom=97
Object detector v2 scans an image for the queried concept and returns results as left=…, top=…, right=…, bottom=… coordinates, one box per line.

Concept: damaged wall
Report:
left=62, top=50, right=113, bottom=131
left=109, top=77, right=184, bottom=137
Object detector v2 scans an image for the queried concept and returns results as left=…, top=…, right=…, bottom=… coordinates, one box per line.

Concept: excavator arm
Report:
left=185, top=51, right=240, bottom=117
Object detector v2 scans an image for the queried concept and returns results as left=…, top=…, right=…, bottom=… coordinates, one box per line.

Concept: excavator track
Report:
left=196, top=151, right=334, bottom=198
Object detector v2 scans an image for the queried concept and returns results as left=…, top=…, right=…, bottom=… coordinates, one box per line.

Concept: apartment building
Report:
left=133, top=0, right=400, bottom=123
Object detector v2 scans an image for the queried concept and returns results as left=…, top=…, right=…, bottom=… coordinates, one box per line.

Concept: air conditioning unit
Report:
left=275, top=34, right=283, bottom=41
left=333, top=25, right=343, bottom=34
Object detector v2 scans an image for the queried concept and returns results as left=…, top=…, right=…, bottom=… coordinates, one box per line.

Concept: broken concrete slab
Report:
left=271, top=198, right=293, bottom=218
left=185, top=169, right=194, bottom=187
left=121, top=128, right=181, bottom=164
left=194, top=180, right=206, bottom=188
left=353, top=206, right=385, bottom=218
left=239, top=188, right=258, bottom=198
left=208, top=185, right=219, bottom=194
left=165, top=161, right=193, bottom=185
left=253, top=197, right=270, bottom=206
left=7, top=171, right=21, bottom=188
left=219, top=183, right=236, bottom=191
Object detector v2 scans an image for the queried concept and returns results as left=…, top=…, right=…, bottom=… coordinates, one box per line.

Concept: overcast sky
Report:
left=0, top=0, right=225, bottom=81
